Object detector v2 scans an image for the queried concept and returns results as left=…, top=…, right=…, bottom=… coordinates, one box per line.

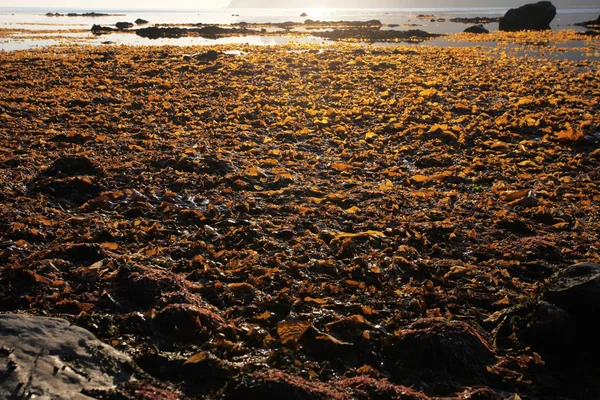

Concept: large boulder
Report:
left=0, top=314, right=135, bottom=399
left=499, top=1, right=557, bottom=31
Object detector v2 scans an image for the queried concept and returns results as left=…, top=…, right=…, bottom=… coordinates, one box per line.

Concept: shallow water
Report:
left=1, top=6, right=599, bottom=58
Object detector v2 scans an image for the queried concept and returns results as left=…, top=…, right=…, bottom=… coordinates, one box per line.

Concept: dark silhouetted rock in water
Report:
left=0, top=314, right=135, bottom=399
left=464, top=24, right=489, bottom=34
left=91, top=24, right=116, bottom=34
left=135, top=18, right=149, bottom=25
left=575, top=15, right=600, bottom=30
left=300, top=12, right=308, bottom=17
left=499, top=1, right=556, bottom=31
left=116, top=21, right=134, bottom=30
left=450, top=16, right=500, bottom=24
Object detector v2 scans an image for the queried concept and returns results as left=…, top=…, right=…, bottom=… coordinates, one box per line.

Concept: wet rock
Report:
left=116, top=22, right=134, bottom=30
left=223, top=369, right=351, bottom=400
left=384, top=318, right=496, bottom=390
left=91, top=24, right=117, bottom=34
left=0, top=314, right=135, bottom=399
left=499, top=1, right=557, bottom=32
left=464, top=24, right=489, bottom=34
left=29, top=176, right=104, bottom=206
left=136, top=26, right=186, bottom=39
left=300, top=12, right=308, bottom=17
left=493, top=301, right=575, bottom=361
left=41, top=155, right=104, bottom=177
left=116, top=263, right=186, bottom=308
left=543, top=262, right=600, bottom=315
left=135, top=18, right=149, bottom=25
left=47, top=243, right=106, bottom=265
left=153, top=303, right=226, bottom=344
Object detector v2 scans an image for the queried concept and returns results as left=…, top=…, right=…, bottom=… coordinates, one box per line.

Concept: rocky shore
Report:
left=0, top=37, right=599, bottom=398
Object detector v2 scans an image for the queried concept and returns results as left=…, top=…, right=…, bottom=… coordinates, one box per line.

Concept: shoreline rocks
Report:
left=464, top=24, right=489, bottom=34
left=499, top=1, right=557, bottom=31
left=0, top=314, right=136, bottom=399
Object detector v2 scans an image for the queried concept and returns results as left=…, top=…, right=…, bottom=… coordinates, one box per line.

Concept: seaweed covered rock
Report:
left=153, top=303, right=226, bottom=344
left=384, top=319, right=496, bottom=391
left=116, top=22, right=134, bottom=30
left=499, top=1, right=557, bottom=32
left=0, top=314, right=135, bottom=399
left=335, top=376, right=431, bottom=400
left=493, top=301, right=575, bottom=361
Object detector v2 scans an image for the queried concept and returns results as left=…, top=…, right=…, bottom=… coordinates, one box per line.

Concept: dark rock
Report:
left=153, top=303, right=226, bottom=344
left=300, top=12, right=308, bottom=17
left=499, top=1, right=557, bottom=32
left=464, top=24, right=490, bottom=34
left=544, top=262, right=600, bottom=315
left=575, top=15, right=600, bottom=30
left=134, top=18, right=149, bottom=25
left=42, top=155, right=103, bottom=177
left=450, top=17, right=500, bottom=24
left=0, top=314, right=135, bottom=399
left=384, top=318, right=496, bottom=390
left=313, top=29, right=441, bottom=43
left=493, top=301, right=575, bottom=361
left=28, top=176, right=104, bottom=206
left=91, top=24, right=117, bottom=34
left=116, top=21, right=134, bottom=30
left=116, top=263, right=186, bottom=308
left=136, top=26, right=186, bottom=39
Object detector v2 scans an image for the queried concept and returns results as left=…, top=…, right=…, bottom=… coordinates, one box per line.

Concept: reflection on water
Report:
left=1, top=6, right=599, bottom=61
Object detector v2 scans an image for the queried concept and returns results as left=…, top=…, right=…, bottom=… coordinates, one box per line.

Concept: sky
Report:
left=0, top=0, right=231, bottom=8
left=2, top=0, right=599, bottom=8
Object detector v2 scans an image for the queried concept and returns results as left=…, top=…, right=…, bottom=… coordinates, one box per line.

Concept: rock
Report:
left=193, top=50, right=220, bottom=62
left=544, top=262, right=600, bottom=315
left=153, top=303, right=226, bottom=344
left=136, top=26, right=186, bottom=39
left=384, top=318, right=496, bottom=389
left=450, top=17, right=500, bottom=24
left=116, top=22, right=134, bottom=30
left=42, top=155, right=104, bottom=177
left=493, top=301, right=575, bottom=361
left=0, top=314, right=135, bottom=399
left=499, top=1, right=557, bottom=32
left=91, top=24, right=117, bottom=34
left=464, top=24, right=489, bottom=34
left=574, top=14, right=600, bottom=30
left=300, top=12, right=308, bottom=17
left=135, top=18, right=149, bottom=25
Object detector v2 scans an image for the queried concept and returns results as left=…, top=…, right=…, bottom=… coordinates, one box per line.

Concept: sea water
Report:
left=0, top=6, right=599, bottom=51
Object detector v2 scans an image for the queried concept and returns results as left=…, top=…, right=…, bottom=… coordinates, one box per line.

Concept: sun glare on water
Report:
left=303, top=7, right=335, bottom=19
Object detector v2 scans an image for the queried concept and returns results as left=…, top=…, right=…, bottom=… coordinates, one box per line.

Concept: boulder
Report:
left=0, top=314, right=135, bottom=399
left=543, top=262, right=600, bottom=315
left=499, top=1, right=557, bottom=31
left=91, top=24, right=116, bottom=34
left=300, top=12, right=308, bottom=17
left=493, top=301, right=575, bottom=361
left=135, top=18, right=149, bottom=25
left=384, top=318, right=496, bottom=388
left=116, top=22, right=134, bottom=30
left=464, top=24, right=489, bottom=34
